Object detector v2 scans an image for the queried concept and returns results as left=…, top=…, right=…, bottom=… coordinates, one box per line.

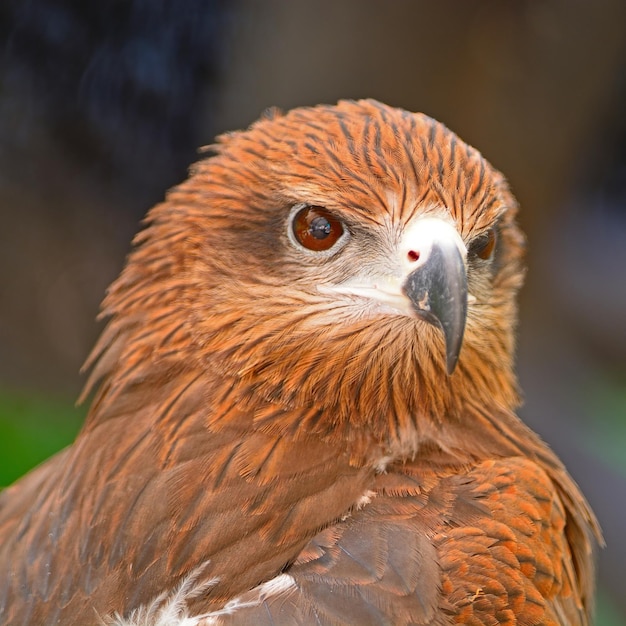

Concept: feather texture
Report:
left=0, top=100, right=600, bottom=625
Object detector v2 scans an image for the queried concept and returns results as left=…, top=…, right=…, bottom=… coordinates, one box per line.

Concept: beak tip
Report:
left=445, top=352, right=459, bottom=376
left=444, top=316, right=465, bottom=376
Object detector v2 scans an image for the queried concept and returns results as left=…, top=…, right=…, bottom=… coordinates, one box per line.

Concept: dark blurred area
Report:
left=0, top=0, right=624, bottom=622
left=0, top=0, right=230, bottom=388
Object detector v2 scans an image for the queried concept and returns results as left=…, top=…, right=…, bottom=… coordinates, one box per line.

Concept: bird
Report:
left=0, top=99, right=601, bottom=626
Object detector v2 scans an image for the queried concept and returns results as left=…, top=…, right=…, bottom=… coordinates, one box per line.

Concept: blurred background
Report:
left=0, top=1, right=624, bottom=623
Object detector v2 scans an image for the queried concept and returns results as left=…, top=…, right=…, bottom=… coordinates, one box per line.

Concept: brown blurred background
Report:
left=1, top=1, right=625, bottom=622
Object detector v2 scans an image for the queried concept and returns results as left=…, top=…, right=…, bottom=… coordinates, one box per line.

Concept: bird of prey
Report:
left=0, top=100, right=600, bottom=625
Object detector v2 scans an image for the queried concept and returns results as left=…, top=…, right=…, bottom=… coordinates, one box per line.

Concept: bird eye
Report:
left=291, top=205, right=345, bottom=252
left=470, top=227, right=497, bottom=260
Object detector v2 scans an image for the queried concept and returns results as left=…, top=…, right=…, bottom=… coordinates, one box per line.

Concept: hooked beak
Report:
left=401, top=221, right=468, bottom=374
left=323, top=217, right=469, bottom=375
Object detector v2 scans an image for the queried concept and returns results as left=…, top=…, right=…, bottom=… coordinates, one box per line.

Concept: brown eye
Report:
left=292, top=205, right=345, bottom=252
left=470, top=227, right=497, bottom=260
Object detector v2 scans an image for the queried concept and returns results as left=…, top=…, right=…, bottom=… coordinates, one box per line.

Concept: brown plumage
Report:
left=0, top=100, right=600, bottom=625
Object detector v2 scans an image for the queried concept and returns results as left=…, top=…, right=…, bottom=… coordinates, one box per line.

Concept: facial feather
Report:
left=87, top=100, right=523, bottom=458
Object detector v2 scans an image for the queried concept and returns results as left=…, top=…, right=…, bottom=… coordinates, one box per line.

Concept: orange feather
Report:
left=0, top=100, right=600, bottom=625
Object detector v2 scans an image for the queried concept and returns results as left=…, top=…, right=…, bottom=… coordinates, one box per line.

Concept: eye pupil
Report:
left=292, top=205, right=345, bottom=252
left=310, top=217, right=332, bottom=239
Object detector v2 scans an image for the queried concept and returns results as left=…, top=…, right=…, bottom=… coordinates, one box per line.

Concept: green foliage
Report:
left=596, top=588, right=624, bottom=626
left=0, top=388, right=83, bottom=487
left=587, top=376, right=626, bottom=478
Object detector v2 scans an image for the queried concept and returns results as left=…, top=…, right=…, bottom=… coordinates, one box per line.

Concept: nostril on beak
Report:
left=407, top=250, right=420, bottom=262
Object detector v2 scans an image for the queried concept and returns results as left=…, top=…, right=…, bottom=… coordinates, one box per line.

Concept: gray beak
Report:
left=403, top=240, right=468, bottom=375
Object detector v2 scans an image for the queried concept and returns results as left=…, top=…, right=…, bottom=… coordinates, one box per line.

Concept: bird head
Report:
left=85, top=100, right=525, bottom=451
